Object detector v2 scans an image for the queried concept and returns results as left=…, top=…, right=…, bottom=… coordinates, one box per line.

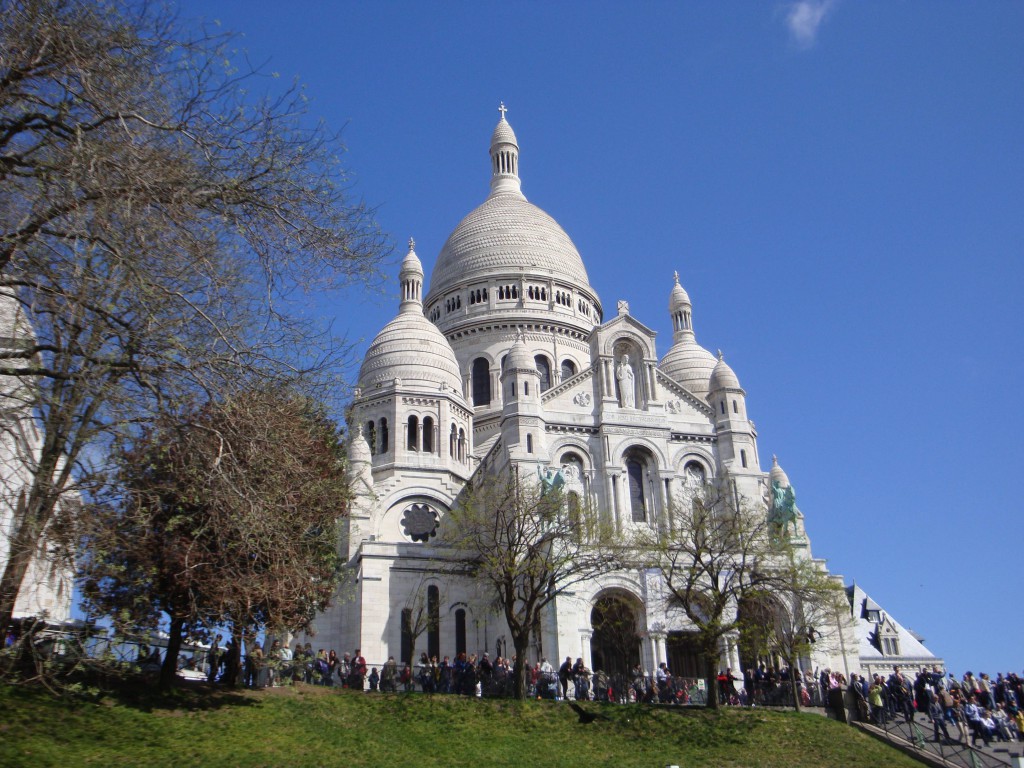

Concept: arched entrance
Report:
left=737, top=594, right=790, bottom=672
left=589, top=592, right=642, bottom=675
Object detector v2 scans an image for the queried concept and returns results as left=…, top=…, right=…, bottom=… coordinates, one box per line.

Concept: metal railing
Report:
left=860, top=712, right=1017, bottom=768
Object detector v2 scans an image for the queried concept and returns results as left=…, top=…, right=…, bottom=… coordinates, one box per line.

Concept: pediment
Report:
left=656, top=369, right=713, bottom=417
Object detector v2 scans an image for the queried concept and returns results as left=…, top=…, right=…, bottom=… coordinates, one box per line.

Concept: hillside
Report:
left=0, top=684, right=923, bottom=768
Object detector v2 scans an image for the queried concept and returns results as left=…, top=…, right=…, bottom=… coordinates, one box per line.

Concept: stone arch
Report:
left=589, top=588, right=646, bottom=676
left=737, top=592, right=791, bottom=673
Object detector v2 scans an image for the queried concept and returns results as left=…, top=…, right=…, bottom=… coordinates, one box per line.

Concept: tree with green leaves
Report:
left=80, top=388, right=349, bottom=691
left=0, top=0, right=385, bottom=633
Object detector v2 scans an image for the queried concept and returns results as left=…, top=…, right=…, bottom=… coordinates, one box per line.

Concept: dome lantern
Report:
left=399, top=237, right=424, bottom=313
left=489, top=102, right=523, bottom=198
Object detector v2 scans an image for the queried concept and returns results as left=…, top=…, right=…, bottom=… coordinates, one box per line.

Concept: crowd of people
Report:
left=853, top=667, right=1024, bottom=747
left=195, top=639, right=1024, bottom=750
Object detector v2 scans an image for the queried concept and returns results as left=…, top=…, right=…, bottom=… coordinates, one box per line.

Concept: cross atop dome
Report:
left=498, top=101, right=508, bottom=120
left=408, top=237, right=415, bottom=251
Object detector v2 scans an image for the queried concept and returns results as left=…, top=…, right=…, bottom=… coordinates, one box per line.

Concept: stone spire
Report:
left=399, top=237, right=424, bottom=313
left=489, top=102, right=523, bottom=198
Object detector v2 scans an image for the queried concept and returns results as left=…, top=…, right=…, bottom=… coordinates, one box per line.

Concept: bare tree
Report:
left=80, top=387, right=349, bottom=691
left=0, top=0, right=386, bottom=630
left=640, top=478, right=780, bottom=709
left=747, top=553, right=848, bottom=711
left=443, top=467, right=615, bottom=699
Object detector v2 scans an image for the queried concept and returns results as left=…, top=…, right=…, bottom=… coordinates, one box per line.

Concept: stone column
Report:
left=580, top=631, right=593, bottom=670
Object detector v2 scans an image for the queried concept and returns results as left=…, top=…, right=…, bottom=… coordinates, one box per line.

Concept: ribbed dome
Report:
left=349, top=424, right=372, bottom=465
left=504, top=332, right=535, bottom=372
left=709, top=351, right=742, bottom=391
left=491, top=117, right=518, bottom=147
left=429, top=194, right=593, bottom=299
left=660, top=341, right=717, bottom=398
left=769, top=456, right=791, bottom=488
left=358, top=312, right=463, bottom=393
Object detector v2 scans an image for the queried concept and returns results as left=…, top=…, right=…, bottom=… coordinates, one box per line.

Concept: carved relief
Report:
left=573, top=391, right=592, bottom=407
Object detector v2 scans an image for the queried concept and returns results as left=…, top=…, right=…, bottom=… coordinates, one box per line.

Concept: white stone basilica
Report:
left=307, top=108, right=862, bottom=679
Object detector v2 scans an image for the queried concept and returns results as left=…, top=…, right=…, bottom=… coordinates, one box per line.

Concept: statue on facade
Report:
left=616, top=354, right=635, bottom=409
left=538, top=465, right=565, bottom=496
left=768, top=480, right=798, bottom=538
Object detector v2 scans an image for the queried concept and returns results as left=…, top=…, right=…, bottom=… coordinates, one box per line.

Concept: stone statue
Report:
left=768, top=480, right=798, bottom=537
left=616, top=354, right=635, bottom=409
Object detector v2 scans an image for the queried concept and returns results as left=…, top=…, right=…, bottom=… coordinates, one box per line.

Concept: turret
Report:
left=500, top=330, right=546, bottom=462
left=709, top=350, right=758, bottom=472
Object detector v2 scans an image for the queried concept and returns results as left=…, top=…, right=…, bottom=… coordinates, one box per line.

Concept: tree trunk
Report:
left=223, top=625, right=243, bottom=688
left=0, top=490, right=53, bottom=632
left=789, top=656, right=802, bottom=711
left=159, top=616, right=185, bottom=692
left=704, top=650, right=720, bottom=710
left=512, top=635, right=530, bottom=699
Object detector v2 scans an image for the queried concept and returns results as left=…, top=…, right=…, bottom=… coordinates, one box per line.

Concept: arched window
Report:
left=422, top=416, right=434, bottom=454
left=379, top=418, right=389, bottom=453
left=407, top=416, right=419, bottom=451
left=450, top=423, right=457, bottom=458
left=455, top=609, right=467, bottom=656
left=626, top=458, right=646, bottom=522
left=740, top=449, right=748, bottom=468
left=535, top=355, right=551, bottom=392
left=526, top=434, right=533, bottom=454
left=732, top=399, right=738, bottom=413
left=427, top=585, right=440, bottom=659
left=472, top=357, right=491, bottom=406
left=366, top=421, right=376, bottom=456
left=458, top=428, right=466, bottom=462
left=560, top=359, right=577, bottom=381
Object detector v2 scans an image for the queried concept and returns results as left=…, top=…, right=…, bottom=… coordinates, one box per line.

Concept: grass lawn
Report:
left=0, top=683, right=923, bottom=768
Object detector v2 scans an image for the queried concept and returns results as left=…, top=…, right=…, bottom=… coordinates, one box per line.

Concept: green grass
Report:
left=0, top=683, right=923, bottom=768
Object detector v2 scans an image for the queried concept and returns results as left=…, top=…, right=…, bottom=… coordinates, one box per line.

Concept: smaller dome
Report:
left=400, top=238, right=424, bottom=277
left=769, top=455, right=791, bottom=488
left=660, top=341, right=716, bottom=399
left=504, top=331, right=535, bottom=373
left=669, top=271, right=690, bottom=313
left=357, top=312, right=463, bottom=394
left=349, top=424, right=372, bottom=466
left=491, top=117, right=518, bottom=148
left=709, top=350, right=741, bottom=391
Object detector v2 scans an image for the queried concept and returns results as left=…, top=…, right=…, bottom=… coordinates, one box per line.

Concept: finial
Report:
left=408, top=237, right=415, bottom=252
left=772, top=455, right=778, bottom=466
left=717, top=349, right=723, bottom=360
left=673, top=270, right=680, bottom=285
left=514, top=327, right=524, bottom=343
left=498, top=101, right=508, bottom=120
left=357, top=424, right=364, bottom=437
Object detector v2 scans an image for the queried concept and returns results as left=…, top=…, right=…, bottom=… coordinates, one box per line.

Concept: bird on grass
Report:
left=568, top=701, right=611, bottom=724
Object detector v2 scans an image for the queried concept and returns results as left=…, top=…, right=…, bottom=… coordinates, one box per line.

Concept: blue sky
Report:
left=176, top=0, right=1023, bottom=678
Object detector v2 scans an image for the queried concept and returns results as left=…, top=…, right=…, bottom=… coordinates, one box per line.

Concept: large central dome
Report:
left=424, top=108, right=600, bottom=329
left=429, top=194, right=591, bottom=293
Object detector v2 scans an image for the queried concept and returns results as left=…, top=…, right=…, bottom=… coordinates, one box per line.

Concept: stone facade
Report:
left=306, top=109, right=882, bottom=681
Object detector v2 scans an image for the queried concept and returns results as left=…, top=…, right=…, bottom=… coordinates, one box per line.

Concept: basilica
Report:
left=307, top=107, right=861, bottom=679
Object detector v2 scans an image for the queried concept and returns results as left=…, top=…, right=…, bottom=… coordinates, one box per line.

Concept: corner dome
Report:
left=769, top=455, right=791, bottom=488
left=709, top=351, right=741, bottom=391
left=660, top=341, right=717, bottom=398
left=357, top=240, right=464, bottom=396
left=504, top=331, right=535, bottom=372
left=357, top=312, right=463, bottom=394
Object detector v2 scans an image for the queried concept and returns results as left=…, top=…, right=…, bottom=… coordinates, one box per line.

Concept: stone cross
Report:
left=499, top=102, right=508, bottom=120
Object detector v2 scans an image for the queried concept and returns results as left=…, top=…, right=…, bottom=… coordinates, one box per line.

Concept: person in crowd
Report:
left=368, top=667, right=380, bottom=692
left=350, top=648, right=367, bottom=690
left=869, top=675, right=886, bottom=725
left=572, top=657, right=590, bottom=701
left=558, top=656, right=573, bottom=700
left=381, top=655, right=397, bottom=693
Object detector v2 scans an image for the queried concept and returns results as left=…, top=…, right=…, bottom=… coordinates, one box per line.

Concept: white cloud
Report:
left=785, top=0, right=837, bottom=48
